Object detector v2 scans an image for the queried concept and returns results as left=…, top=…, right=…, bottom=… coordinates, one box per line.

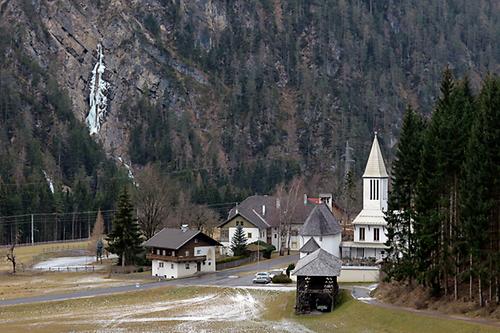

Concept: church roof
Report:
left=299, top=237, right=321, bottom=253
left=352, top=209, right=387, bottom=225
left=363, top=134, right=388, bottom=178
left=299, top=204, right=342, bottom=236
left=292, top=249, right=342, bottom=277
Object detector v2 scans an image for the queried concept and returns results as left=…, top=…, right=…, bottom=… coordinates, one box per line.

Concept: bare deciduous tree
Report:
left=5, top=231, right=21, bottom=274
left=134, top=164, right=176, bottom=239
left=274, top=177, right=305, bottom=255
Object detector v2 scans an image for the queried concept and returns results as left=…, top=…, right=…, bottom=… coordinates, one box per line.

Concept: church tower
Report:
left=362, top=133, right=388, bottom=212
left=341, top=133, right=389, bottom=260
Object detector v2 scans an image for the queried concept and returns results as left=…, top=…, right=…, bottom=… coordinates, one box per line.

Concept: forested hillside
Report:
left=0, top=0, right=498, bottom=221
left=385, top=71, right=500, bottom=305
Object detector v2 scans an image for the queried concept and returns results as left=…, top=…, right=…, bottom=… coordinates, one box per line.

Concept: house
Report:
left=292, top=248, right=342, bottom=314
left=298, top=203, right=343, bottom=258
left=218, top=195, right=316, bottom=254
left=144, top=226, right=221, bottom=279
left=340, top=134, right=389, bottom=260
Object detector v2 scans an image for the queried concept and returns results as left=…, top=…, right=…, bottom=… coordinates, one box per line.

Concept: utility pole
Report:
left=342, top=140, right=355, bottom=179
left=31, top=214, right=34, bottom=245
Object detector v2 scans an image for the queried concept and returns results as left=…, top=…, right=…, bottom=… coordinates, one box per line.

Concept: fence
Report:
left=33, top=266, right=97, bottom=272
left=0, top=210, right=115, bottom=246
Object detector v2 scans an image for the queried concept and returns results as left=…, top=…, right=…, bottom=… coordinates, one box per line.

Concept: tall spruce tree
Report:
left=231, top=224, right=248, bottom=256
left=106, top=187, right=143, bottom=267
left=460, top=75, right=500, bottom=305
left=385, top=106, right=425, bottom=283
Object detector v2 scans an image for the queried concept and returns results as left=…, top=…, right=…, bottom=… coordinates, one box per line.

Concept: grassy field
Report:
left=0, top=271, right=151, bottom=300
left=0, top=240, right=91, bottom=273
left=0, top=286, right=498, bottom=332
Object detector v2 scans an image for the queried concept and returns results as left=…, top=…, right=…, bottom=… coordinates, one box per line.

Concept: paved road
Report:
left=0, top=254, right=299, bottom=307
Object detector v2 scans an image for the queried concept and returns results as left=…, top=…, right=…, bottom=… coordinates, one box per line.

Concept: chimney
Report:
left=181, top=224, right=188, bottom=232
left=303, top=194, right=308, bottom=206
left=262, top=205, right=266, bottom=216
left=319, top=193, right=333, bottom=212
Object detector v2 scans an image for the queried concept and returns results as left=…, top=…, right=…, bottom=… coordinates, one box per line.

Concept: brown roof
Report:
left=143, top=228, right=220, bottom=250
left=220, top=195, right=316, bottom=229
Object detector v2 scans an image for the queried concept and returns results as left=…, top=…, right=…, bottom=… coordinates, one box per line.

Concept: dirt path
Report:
left=351, top=285, right=500, bottom=329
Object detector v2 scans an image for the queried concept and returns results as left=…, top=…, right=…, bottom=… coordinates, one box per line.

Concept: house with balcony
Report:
left=340, top=134, right=389, bottom=260
left=144, top=227, right=221, bottom=279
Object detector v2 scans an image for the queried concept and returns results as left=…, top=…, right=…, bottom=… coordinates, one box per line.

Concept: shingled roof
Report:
left=220, top=195, right=315, bottom=229
left=363, top=134, right=388, bottom=178
left=292, top=248, right=342, bottom=277
left=299, top=237, right=320, bottom=254
left=299, top=203, right=342, bottom=236
left=143, top=228, right=220, bottom=250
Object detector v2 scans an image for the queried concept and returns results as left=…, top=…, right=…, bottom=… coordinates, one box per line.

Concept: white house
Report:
left=144, top=227, right=221, bottom=279
left=298, top=203, right=342, bottom=258
left=218, top=195, right=316, bottom=255
left=341, top=134, right=389, bottom=260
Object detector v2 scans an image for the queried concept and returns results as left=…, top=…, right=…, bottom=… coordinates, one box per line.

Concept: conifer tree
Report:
left=106, top=187, right=143, bottom=267
left=231, top=224, right=248, bottom=256
left=385, top=106, right=425, bottom=282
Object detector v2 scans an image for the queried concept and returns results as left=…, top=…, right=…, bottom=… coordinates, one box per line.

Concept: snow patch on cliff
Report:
left=42, top=170, right=55, bottom=194
left=86, top=43, right=109, bottom=135
left=117, top=157, right=137, bottom=186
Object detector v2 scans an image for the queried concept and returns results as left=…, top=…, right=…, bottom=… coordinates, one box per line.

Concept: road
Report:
left=0, top=254, right=299, bottom=307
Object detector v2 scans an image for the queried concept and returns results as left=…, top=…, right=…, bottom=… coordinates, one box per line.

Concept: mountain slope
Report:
left=0, top=0, right=498, bottom=208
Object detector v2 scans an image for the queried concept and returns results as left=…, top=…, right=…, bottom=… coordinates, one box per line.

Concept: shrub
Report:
left=272, top=274, right=292, bottom=284
left=137, top=267, right=144, bottom=273
left=286, top=263, right=295, bottom=277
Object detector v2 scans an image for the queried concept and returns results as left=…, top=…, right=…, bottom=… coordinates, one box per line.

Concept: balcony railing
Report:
left=147, top=253, right=206, bottom=262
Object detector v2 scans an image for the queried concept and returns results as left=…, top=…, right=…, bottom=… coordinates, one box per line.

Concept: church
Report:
left=341, top=134, right=389, bottom=260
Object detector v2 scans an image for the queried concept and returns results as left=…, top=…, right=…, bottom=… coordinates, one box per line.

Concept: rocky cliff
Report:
left=0, top=0, right=498, bottom=210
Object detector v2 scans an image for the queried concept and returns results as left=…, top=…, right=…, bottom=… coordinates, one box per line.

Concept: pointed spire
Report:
left=363, top=133, right=388, bottom=178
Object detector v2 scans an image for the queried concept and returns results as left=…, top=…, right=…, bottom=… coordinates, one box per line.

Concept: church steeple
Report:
left=363, top=133, right=388, bottom=178
left=362, top=133, right=388, bottom=211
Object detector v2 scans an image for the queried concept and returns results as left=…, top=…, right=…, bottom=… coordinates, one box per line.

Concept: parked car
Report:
left=253, top=272, right=271, bottom=284
left=268, top=269, right=286, bottom=279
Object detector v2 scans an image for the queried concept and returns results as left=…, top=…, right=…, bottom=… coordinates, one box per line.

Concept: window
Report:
left=162, top=249, right=166, bottom=256
left=171, top=263, right=174, bottom=269
left=203, top=261, right=206, bottom=265
left=374, top=228, right=380, bottom=241
left=359, top=227, right=365, bottom=241
left=159, top=262, right=164, bottom=268
left=274, top=234, right=277, bottom=239
left=185, top=250, right=189, bottom=256
left=171, top=251, right=175, bottom=256
left=370, top=180, right=372, bottom=200
left=208, top=261, right=211, bottom=265
left=194, top=238, right=198, bottom=243
left=221, top=229, right=229, bottom=240
left=248, top=233, right=252, bottom=238
left=156, top=249, right=161, bottom=255
left=185, top=263, right=190, bottom=269
left=196, top=249, right=202, bottom=255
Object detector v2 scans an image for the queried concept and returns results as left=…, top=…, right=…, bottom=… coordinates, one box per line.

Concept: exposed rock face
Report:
left=1, top=0, right=498, bottom=191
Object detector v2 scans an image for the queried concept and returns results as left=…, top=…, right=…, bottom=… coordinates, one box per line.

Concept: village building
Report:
left=298, top=203, right=343, bottom=258
left=218, top=195, right=316, bottom=254
left=292, top=248, right=342, bottom=313
left=144, top=226, right=221, bottom=279
left=340, top=134, right=389, bottom=260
